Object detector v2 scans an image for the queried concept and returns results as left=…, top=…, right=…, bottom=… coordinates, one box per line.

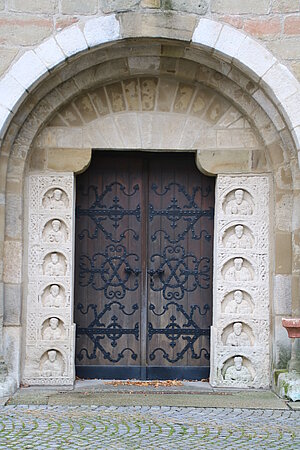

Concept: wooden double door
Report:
left=75, top=152, right=214, bottom=380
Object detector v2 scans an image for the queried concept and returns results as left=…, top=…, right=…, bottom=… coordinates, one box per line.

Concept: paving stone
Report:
left=2, top=391, right=299, bottom=448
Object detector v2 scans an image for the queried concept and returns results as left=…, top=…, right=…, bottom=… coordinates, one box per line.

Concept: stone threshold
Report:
left=6, top=380, right=291, bottom=410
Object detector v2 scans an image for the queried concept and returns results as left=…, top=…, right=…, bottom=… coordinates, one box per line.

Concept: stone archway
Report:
left=0, top=14, right=299, bottom=394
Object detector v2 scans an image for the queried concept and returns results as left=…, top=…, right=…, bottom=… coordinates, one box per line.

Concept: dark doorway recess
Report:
left=75, top=151, right=215, bottom=380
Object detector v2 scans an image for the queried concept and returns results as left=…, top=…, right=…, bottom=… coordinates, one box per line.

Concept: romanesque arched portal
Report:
left=0, top=13, right=299, bottom=394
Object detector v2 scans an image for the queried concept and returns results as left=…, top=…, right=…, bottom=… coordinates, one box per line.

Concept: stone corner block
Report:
left=234, top=37, right=277, bottom=81
left=35, top=37, right=66, bottom=71
left=55, top=26, right=88, bottom=58
left=84, top=14, right=120, bottom=48
left=9, top=50, right=49, bottom=91
left=0, top=74, right=27, bottom=113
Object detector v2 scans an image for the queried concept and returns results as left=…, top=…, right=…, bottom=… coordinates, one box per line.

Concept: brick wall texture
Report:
left=0, top=1, right=299, bottom=80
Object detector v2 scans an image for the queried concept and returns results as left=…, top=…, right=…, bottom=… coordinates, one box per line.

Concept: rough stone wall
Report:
left=0, top=0, right=299, bottom=80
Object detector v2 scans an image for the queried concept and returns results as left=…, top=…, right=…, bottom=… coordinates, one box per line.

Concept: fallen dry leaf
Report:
left=104, top=380, right=184, bottom=387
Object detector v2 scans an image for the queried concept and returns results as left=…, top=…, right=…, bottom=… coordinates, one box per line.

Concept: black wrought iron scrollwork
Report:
left=76, top=182, right=140, bottom=242
left=149, top=245, right=210, bottom=300
left=79, top=244, right=141, bottom=299
left=149, top=182, right=214, bottom=243
left=76, top=301, right=139, bottom=363
left=148, top=301, right=210, bottom=363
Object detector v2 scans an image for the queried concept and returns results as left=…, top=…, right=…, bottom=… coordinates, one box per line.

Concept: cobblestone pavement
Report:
left=0, top=405, right=299, bottom=449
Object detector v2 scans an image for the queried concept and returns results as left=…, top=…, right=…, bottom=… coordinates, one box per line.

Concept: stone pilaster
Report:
left=23, top=174, right=75, bottom=385
left=210, top=175, right=270, bottom=388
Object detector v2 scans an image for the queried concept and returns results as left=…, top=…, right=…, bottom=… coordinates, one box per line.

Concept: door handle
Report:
left=125, top=266, right=141, bottom=276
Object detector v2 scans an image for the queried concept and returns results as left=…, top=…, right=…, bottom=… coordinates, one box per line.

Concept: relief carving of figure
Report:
left=45, top=189, right=66, bottom=209
left=44, top=285, right=64, bottom=307
left=44, top=219, right=65, bottom=244
left=226, top=322, right=251, bottom=346
left=225, top=290, right=251, bottom=314
left=44, top=253, right=65, bottom=277
left=42, top=350, right=63, bottom=377
left=226, top=225, right=252, bottom=249
left=224, top=356, right=252, bottom=383
left=43, top=318, right=62, bottom=340
left=226, top=189, right=252, bottom=215
left=225, top=258, right=252, bottom=282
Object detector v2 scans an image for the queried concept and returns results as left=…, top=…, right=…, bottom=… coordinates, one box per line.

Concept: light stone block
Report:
left=100, top=0, right=140, bottom=13
left=0, top=74, right=26, bottom=112
left=168, top=0, right=208, bottom=14
left=211, top=0, right=269, bottom=14
left=192, top=18, right=223, bottom=51
left=9, top=50, right=48, bottom=91
left=23, top=174, right=75, bottom=386
left=3, top=284, right=22, bottom=325
left=274, top=275, right=292, bottom=315
left=0, top=105, right=12, bottom=139
left=261, top=63, right=300, bottom=105
left=210, top=175, right=270, bottom=389
left=274, top=316, right=291, bottom=368
left=235, top=37, right=277, bottom=81
left=5, top=193, right=22, bottom=240
left=8, top=0, right=58, bottom=13
left=3, top=326, right=21, bottom=385
left=83, top=15, right=120, bottom=48
left=61, top=0, right=97, bottom=14
left=35, top=37, right=66, bottom=71
left=213, top=25, right=246, bottom=63
left=3, top=241, right=22, bottom=284
left=280, top=92, right=300, bottom=131
left=55, top=27, right=88, bottom=58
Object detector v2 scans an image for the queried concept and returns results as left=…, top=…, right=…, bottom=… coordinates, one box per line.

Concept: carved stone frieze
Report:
left=211, top=175, right=270, bottom=389
left=23, top=174, right=75, bottom=386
